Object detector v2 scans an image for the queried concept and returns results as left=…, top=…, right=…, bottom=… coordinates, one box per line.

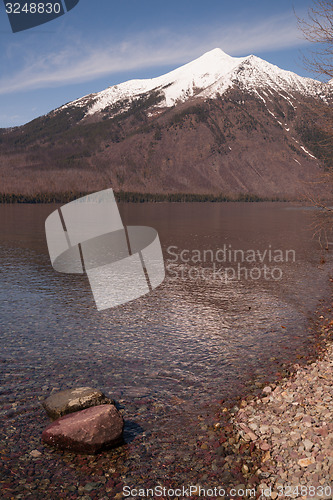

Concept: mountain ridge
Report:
left=58, top=48, right=331, bottom=121
left=0, top=48, right=332, bottom=199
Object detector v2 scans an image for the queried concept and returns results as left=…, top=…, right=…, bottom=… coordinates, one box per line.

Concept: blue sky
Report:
left=0, top=0, right=321, bottom=127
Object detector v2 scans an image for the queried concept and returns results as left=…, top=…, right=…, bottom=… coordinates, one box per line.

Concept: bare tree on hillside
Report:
left=296, top=0, right=333, bottom=250
left=296, top=0, right=333, bottom=80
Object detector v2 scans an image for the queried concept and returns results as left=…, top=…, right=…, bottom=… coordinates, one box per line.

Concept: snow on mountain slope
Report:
left=200, top=55, right=327, bottom=100
left=83, top=48, right=245, bottom=115
left=60, top=48, right=331, bottom=118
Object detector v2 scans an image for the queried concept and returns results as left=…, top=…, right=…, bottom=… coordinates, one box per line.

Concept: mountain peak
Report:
left=80, top=48, right=246, bottom=115
left=183, top=48, right=245, bottom=78
left=195, top=47, right=236, bottom=61
left=61, top=48, right=330, bottom=118
left=2, top=52, right=332, bottom=201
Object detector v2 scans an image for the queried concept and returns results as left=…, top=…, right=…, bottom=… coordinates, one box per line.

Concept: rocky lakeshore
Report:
left=223, top=302, right=333, bottom=499
left=0, top=292, right=331, bottom=499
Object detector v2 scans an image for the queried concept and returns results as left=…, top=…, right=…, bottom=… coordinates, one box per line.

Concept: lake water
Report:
left=0, top=202, right=332, bottom=495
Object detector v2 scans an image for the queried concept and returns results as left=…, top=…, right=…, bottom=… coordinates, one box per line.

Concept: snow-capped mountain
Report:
left=85, top=49, right=246, bottom=114
left=1, top=48, right=332, bottom=199
left=61, top=48, right=330, bottom=119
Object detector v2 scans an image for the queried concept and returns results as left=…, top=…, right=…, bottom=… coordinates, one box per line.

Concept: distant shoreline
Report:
left=0, top=191, right=308, bottom=204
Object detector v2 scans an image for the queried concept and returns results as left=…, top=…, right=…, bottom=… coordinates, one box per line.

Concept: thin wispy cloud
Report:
left=0, top=14, right=308, bottom=95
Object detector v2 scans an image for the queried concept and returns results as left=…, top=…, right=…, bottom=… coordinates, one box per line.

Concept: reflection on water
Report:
left=0, top=202, right=331, bottom=486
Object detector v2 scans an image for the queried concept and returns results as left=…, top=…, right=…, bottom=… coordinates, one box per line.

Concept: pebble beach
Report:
left=228, top=297, right=333, bottom=499
left=1, top=285, right=332, bottom=499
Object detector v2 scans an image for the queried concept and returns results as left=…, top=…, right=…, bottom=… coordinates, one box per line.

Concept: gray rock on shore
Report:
left=42, top=404, right=124, bottom=454
left=42, top=387, right=114, bottom=420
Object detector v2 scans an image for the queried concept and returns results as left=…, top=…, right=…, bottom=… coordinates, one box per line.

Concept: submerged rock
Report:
left=42, top=387, right=113, bottom=420
left=41, top=404, right=124, bottom=454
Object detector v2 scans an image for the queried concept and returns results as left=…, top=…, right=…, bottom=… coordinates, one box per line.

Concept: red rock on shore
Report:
left=42, top=404, right=124, bottom=454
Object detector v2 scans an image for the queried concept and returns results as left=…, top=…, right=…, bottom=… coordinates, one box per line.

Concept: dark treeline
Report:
left=0, top=191, right=287, bottom=204
left=0, top=192, right=89, bottom=204
left=115, top=192, right=285, bottom=202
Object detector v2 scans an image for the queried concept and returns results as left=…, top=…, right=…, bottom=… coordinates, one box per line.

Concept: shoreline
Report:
left=216, top=280, right=333, bottom=499
left=0, top=192, right=325, bottom=204
left=1, top=276, right=331, bottom=499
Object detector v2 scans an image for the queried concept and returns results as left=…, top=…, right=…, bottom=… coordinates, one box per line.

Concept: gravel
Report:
left=231, top=310, right=333, bottom=499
